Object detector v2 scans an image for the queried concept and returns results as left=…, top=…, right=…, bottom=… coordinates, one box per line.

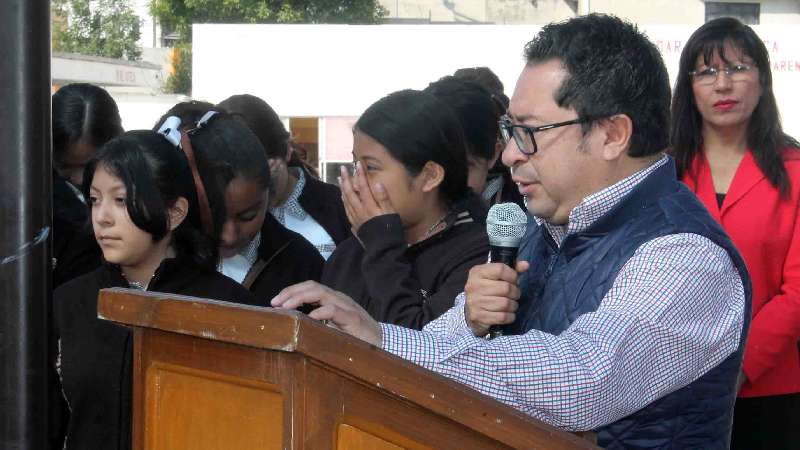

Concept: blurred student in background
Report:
left=219, top=94, right=350, bottom=259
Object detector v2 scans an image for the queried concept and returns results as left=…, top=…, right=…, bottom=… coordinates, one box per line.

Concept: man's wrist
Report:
left=464, top=302, right=489, bottom=336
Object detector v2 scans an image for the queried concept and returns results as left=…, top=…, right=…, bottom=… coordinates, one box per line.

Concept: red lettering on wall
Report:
left=655, top=40, right=683, bottom=54
left=771, top=60, right=800, bottom=72
left=115, top=69, right=137, bottom=83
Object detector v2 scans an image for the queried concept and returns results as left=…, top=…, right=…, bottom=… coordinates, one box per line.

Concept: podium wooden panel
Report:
left=98, top=288, right=599, bottom=450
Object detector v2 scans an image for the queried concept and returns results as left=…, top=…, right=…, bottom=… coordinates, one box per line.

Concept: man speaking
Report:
left=273, top=14, right=751, bottom=449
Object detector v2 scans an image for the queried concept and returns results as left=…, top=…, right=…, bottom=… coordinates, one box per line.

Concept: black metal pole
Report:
left=0, top=1, right=51, bottom=448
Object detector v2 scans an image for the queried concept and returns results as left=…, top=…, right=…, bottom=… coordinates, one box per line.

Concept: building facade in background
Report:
left=379, top=0, right=800, bottom=25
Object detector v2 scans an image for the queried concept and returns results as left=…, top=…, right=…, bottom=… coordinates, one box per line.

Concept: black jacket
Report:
left=297, top=174, right=351, bottom=245
left=52, top=173, right=101, bottom=288
left=322, top=197, right=489, bottom=330
left=246, top=214, right=324, bottom=304
left=53, top=259, right=259, bottom=450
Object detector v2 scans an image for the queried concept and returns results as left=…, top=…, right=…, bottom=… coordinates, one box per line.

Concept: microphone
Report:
left=485, top=203, right=528, bottom=338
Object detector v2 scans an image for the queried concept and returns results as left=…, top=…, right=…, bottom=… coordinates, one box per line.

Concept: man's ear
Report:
left=168, top=197, right=189, bottom=231
left=419, top=161, right=445, bottom=193
left=600, top=114, right=633, bottom=161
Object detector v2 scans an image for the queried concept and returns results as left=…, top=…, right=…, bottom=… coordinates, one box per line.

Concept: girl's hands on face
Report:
left=340, top=161, right=396, bottom=235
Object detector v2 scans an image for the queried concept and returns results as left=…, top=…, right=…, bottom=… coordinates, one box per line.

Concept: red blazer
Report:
left=683, top=149, right=800, bottom=397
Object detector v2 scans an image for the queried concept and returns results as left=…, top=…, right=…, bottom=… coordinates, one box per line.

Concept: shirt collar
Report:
left=271, top=167, right=307, bottom=223
left=535, top=155, right=668, bottom=246
left=240, top=231, right=261, bottom=265
left=482, top=174, right=504, bottom=202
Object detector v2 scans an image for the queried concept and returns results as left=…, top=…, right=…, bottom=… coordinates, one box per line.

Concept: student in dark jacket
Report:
left=51, top=83, right=123, bottom=287
left=54, top=131, right=259, bottom=450
left=292, top=90, right=489, bottom=330
left=156, top=109, right=324, bottom=303
left=218, top=94, right=350, bottom=259
left=451, top=67, right=526, bottom=210
left=424, top=77, right=502, bottom=203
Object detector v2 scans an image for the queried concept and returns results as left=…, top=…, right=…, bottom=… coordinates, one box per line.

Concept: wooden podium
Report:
left=98, top=288, right=598, bottom=450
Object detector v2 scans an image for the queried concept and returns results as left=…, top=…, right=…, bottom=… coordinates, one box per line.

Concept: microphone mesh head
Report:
left=487, top=203, right=528, bottom=247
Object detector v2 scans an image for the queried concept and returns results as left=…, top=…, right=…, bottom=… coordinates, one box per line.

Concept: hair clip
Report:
left=195, top=110, right=218, bottom=129
left=157, top=116, right=183, bottom=148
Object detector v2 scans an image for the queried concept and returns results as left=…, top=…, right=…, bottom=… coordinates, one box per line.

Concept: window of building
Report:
left=705, top=2, right=761, bottom=25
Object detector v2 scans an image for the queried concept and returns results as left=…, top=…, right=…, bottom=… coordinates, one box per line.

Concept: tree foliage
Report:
left=151, top=0, right=386, bottom=38
left=151, top=0, right=386, bottom=93
left=52, top=0, right=142, bottom=61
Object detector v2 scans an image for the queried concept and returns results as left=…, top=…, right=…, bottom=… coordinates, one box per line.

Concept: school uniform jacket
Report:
left=322, top=194, right=490, bottom=330
left=683, top=148, right=800, bottom=398
left=52, top=173, right=101, bottom=288
left=54, top=259, right=260, bottom=450
left=245, top=213, right=324, bottom=304
left=296, top=172, right=351, bottom=245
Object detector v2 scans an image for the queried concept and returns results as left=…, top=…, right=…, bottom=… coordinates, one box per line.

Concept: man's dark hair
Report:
left=671, top=17, right=798, bottom=195
left=524, top=14, right=671, bottom=157
left=424, top=76, right=499, bottom=162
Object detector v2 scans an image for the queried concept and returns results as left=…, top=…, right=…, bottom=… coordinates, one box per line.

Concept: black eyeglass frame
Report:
left=498, top=115, right=592, bottom=155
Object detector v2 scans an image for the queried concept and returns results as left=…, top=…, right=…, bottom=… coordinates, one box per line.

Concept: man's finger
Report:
left=466, top=278, right=521, bottom=300
left=271, top=281, right=335, bottom=309
left=308, top=303, right=337, bottom=321
left=468, top=296, right=520, bottom=313
left=271, top=280, right=318, bottom=307
left=468, top=262, right=520, bottom=284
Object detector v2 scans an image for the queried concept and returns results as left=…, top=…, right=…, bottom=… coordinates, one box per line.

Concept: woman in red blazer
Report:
left=671, top=18, right=800, bottom=449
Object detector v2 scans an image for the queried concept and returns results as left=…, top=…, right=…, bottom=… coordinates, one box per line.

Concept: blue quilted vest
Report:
left=506, top=158, right=751, bottom=449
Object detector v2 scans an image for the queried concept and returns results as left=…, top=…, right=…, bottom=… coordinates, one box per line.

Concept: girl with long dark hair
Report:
left=278, top=90, right=489, bottom=330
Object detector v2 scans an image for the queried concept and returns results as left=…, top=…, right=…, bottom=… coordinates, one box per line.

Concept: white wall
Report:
left=110, top=92, right=190, bottom=131
left=193, top=24, right=800, bottom=141
left=193, top=24, right=537, bottom=117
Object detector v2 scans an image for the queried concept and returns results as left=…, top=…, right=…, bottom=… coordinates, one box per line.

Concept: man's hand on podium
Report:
left=272, top=281, right=382, bottom=346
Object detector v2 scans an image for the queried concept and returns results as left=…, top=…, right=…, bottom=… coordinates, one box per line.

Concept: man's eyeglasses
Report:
left=689, top=64, right=754, bottom=86
left=498, top=115, right=590, bottom=155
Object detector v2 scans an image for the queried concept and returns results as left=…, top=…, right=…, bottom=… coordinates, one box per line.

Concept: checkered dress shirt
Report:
left=380, top=155, right=746, bottom=431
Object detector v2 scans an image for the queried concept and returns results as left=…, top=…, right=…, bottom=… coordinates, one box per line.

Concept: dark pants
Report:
left=731, top=392, right=800, bottom=450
